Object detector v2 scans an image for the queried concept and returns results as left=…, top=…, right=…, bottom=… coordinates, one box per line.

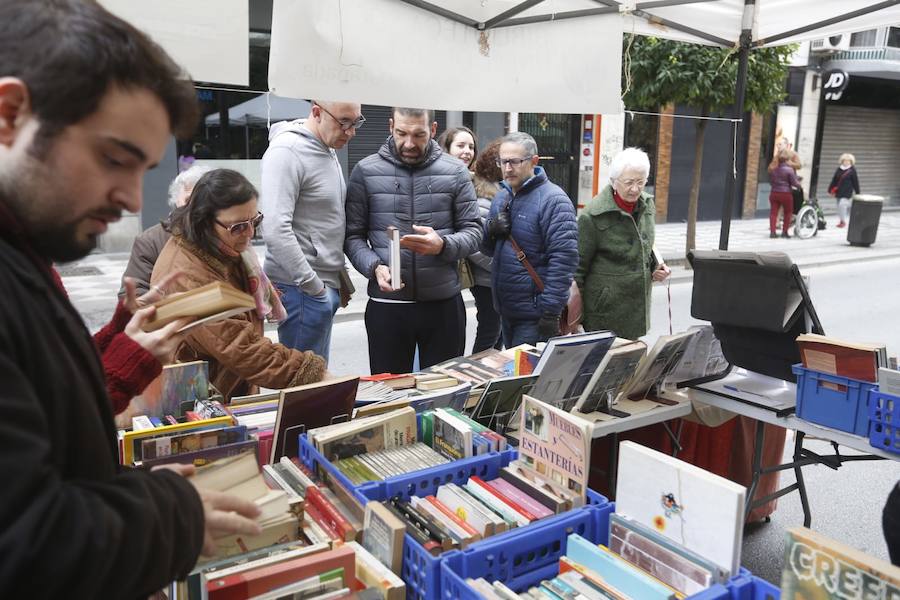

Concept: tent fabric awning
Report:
left=204, top=94, right=311, bottom=127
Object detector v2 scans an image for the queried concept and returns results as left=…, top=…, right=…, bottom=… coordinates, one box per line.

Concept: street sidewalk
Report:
left=60, top=211, right=900, bottom=331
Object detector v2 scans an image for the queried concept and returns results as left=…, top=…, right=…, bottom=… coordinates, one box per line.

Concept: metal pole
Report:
left=718, top=0, right=754, bottom=250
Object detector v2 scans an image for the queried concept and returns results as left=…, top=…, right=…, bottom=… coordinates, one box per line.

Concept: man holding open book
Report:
left=0, top=2, right=261, bottom=596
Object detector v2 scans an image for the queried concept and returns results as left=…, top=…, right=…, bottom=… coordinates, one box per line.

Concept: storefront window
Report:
left=850, top=29, right=877, bottom=47
left=887, top=27, right=900, bottom=48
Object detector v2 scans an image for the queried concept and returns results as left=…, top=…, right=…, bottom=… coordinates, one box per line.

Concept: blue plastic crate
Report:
left=354, top=448, right=526, bottom=600
left=439, top=502, right=748, bottom=600
left=299, top=433, right=517, bottom=505
left=725, top=569, right=781, bottom=600
left=869, top=390, right=900, bottom=454
left=793, top=364, right=877, bottom=436
left=439, top=491, right=612, bottom=600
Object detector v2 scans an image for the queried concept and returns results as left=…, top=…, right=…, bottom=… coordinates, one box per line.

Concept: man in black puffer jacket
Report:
left=345, top=107, right=481, bottom=373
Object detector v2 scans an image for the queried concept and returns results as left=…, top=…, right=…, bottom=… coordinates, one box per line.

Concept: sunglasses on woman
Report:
left=215, top=212, right=264, bottom=236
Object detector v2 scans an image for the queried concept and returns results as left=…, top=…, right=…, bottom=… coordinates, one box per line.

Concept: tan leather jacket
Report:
left=151, top=236, right=325, bottom=401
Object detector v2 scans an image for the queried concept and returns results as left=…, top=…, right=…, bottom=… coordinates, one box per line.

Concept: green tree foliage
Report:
left=623, top=36, right=795, bottom=252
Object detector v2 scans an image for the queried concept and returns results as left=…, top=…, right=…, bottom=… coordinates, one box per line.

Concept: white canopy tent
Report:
left=204, top=95, right=311, bottom=127
left=269, top=0, right=900, bottom=246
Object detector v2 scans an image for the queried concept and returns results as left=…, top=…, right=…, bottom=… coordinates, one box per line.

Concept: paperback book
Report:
left=142, top=280, right=256, bottom=333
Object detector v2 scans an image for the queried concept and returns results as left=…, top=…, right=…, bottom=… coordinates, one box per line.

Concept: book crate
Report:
left=298, top=433, right=517, bottom=505
left=869, top=390, right=900, bottom=454
left=399, top=488, right=609, bottom=600
left=724, top=569, right=780, bottom=600
left=792, top=364, right=876, bottom=436
left=439, top=500, right=744, bottom=600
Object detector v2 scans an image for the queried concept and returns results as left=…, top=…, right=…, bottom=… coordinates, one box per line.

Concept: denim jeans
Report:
left=274, top=282, right=340, bottom=363
left=501, top=317, right=545, bottom=348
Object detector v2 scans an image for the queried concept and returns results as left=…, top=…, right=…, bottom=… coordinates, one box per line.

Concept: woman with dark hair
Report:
left=467, top=140, right=503, bottom=352
left=438, top=126, right=477, bottom=170
left=151, top=169, right=325, bottom=401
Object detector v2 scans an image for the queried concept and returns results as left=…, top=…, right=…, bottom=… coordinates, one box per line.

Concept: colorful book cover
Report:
left=517, top=395, right=592, bottom=501
left=781, top=527, right=900, bottom=599
left=615, top=441, right=746, bottom=576
left=432, top=409, right=472, bottom=460
left=142, top=360, right=209, bottom=419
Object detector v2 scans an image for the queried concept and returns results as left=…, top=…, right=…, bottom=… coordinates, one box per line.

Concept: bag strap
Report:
left=507, top=235, right=545, bottom=293
left=835, top=168, right=851, bottom=188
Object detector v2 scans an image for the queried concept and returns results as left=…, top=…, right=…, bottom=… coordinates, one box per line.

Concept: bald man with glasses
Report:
left=260, top=100, right=364, bottom=363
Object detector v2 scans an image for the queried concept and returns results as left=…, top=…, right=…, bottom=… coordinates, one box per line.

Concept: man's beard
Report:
left=0, top=143, right=104, bottom=263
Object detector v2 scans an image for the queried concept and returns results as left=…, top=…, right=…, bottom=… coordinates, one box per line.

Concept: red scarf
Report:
left=613, top=190, right=636, bottom=214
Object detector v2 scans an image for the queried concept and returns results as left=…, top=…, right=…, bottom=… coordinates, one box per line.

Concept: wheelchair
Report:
left=792, top=187, right=825, bottom=240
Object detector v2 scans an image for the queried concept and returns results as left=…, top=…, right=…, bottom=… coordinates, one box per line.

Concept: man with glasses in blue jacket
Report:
left=482, top=132, right=578, bottom=346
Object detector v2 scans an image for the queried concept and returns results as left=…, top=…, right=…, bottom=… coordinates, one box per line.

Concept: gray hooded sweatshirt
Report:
left=260, top=120, right=346, bottom=295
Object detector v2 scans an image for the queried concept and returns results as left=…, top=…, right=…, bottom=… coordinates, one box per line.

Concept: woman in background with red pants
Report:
left=768, top=148, right=801, bottom=238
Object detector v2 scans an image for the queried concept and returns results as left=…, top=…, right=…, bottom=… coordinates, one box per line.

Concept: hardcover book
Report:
left=781, top=526, right=900, bottom=599
left=142, top=280, right=256, bottom=332
left=796, top=333, right=886, bottom=383
left=615, top=441, right=746, bottom=575
left=270, top=375, right=359, bottom=463
left=517, top=395, right=593, bottom=501
left=206, top=545, right=355, bottom=600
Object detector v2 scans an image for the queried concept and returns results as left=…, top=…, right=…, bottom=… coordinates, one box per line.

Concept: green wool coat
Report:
left=575, top=185, right=659, bottom=340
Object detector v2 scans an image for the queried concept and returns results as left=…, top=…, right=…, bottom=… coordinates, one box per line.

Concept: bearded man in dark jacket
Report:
left=0, top=2, right=260, bottom=598
left=345, top=107, right=482, bottom=373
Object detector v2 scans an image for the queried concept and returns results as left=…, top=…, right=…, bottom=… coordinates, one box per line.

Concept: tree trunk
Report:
left=685, top=105, right=709, bottom=258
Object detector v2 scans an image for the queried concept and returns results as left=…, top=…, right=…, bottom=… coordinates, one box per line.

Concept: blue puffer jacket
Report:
left=344, top=137, right=482, bottom=301
left=481, top=167, right=578, bottom=320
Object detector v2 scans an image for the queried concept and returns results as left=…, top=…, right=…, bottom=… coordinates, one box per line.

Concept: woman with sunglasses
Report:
left=151, top=169, right=326, bottom=401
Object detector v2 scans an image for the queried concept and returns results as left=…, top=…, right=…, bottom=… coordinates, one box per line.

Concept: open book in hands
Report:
left=141, top=281, right=256, bottom=333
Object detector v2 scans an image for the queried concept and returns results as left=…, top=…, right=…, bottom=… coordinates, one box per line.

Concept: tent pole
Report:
left=718, top=0, right=754, bottom=250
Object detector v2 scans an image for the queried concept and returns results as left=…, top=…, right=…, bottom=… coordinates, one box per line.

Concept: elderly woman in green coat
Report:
left=575, top=147, right=670, bottom=340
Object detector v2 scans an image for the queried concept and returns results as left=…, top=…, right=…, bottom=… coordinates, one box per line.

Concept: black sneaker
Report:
left=781, top=232, right=791, bottom=239
left=770, top=232, right=777, bottom=238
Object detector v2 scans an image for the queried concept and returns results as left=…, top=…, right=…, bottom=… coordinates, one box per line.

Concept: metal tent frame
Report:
left=394, top=0, right=900, bottom=248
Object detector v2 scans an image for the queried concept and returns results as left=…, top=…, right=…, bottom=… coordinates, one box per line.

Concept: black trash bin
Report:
left=847, top=195, right=884, bottom=247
